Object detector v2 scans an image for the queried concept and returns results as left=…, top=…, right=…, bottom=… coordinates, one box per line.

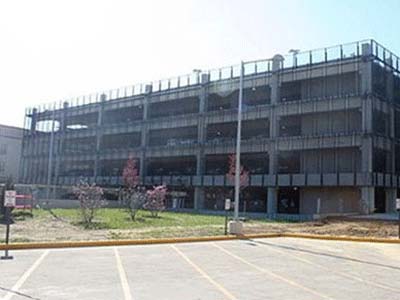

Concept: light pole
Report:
left=228, top=61, right=244, bottom=234
left=234, top=61, right=244, bottom=220
left=192, top=69, right=202, bottom=84
left=289, top=49, right=300, bottom=67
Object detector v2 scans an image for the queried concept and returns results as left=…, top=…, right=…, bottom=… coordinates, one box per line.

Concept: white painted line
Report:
left=255, top=239, right=400, bottom=294
left=213, top=243, right=335, bottom=300
left=114, top=247, right=133, bottom=300
left=3, top=250, right=49, bottom=300
left=171, top=245, right=237, bottom=300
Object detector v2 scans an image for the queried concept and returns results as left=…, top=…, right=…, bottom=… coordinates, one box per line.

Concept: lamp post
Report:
left=228, top=61, right=244, bottom=234
left=289, top=49, right=300, bottom=67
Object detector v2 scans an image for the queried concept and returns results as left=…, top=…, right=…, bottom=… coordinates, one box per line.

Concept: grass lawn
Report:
left=1, top=208, right=235, bottom=242
left=31, top=208, right=228, bottom=230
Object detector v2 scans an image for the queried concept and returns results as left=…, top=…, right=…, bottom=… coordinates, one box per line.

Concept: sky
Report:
left=1, top=0, right=400, bottom=127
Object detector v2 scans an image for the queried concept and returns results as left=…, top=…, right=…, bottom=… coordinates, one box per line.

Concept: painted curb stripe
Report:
left=0, top=233, right=398, bottom=250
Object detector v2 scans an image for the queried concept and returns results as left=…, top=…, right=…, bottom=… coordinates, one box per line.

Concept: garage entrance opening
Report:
left=278, top=187, right=300, bottom=214
left=374, top=187, right=386, bottom=213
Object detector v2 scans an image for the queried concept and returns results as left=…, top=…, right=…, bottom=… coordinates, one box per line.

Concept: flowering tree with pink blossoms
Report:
left=73, top=180, right=105, bottom=227
left=121, top=156, right=146, bottom=221
left=226, top=154, right=249, bottom=189
left=144, top=185, right=167, bottom=217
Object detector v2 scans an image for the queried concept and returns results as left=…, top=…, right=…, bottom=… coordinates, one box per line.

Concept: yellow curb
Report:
left=280, top=233, right=400, bottom=244
left=0, top=233, right=281, bottom=250
left=0, top=236, right=234, bottom=250
left=0, top=232, right=398, bottom=250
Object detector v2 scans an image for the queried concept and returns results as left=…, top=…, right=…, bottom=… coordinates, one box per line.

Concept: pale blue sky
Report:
left=1, top=0, right=399, bottom=127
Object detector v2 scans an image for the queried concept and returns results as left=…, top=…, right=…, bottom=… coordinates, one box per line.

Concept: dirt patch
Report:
left=243, top=218, right=399, bottom=239
left=0, top=213, right=399, bottom=242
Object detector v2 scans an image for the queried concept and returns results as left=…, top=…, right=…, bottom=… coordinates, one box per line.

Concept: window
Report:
left=0, top=161, right=5, bottom=173
left=0, top=144, right=7, bottom=155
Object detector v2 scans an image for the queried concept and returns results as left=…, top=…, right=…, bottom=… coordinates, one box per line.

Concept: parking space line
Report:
left=3, top=250, right=49, bottom=300
left=171, top=245, right=237, bottom=300
left=114, top=247, right=133, bottom=300
left=212, top=243, right=334, bottom=300
left=252, top=239, right=400, bottom=294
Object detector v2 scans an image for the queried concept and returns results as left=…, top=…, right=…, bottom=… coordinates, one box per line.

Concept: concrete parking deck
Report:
left=1, top=238, right=399, bottom=300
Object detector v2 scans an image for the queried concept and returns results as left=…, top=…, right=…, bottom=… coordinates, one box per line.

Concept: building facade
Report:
left=20, top=40, right=400, bottom=215
left=0, top=124, right=24, bottom=182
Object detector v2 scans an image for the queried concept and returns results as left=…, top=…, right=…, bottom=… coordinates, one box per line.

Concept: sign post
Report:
left=396, top=198, right=400, bottom=239
left=224, top=199, right=231, bottom=235
left=1, top=190, right=16, bottom=260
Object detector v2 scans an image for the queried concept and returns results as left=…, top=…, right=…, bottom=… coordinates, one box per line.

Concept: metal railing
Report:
left=25, top=39, right=400, bottom=120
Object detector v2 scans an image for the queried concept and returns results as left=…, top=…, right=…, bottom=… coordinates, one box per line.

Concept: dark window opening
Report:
left=373, top=149, right=389, bottom=173
left=207, top=90, right=239, bottom=111
left=103, top=106, right=143, bottom=125
left=242, top=119, right=269, bottom=139
left=64, top=137, right=96, bottom=154
left=101, top=159, right=136, bottom=177
left=394, top=74, right=400, bottom=104
left=279, top=116, right=301, bottom=137
left=149, top=97, right=199, bottom=118
left=61, top=161, right=94, bottom=176
left=372, top=62, right=387, bottom=99
left=278, top=151, right=300, bottom=174
left=281, top=81, right=301, bottom=102
left=243, top=85, right=271, bottom=106
left=278, top=187, right=300, bottom=214
left=373, top=110, right=389, bottom=136
left=207, top=122, right=237, bottom=141
left=374, top=187, right=386, bottom=213
left=147, top=156, right=196, bottom=176
left=101, top=132, right=141, bottom=150
left=149, top=126, right=197, bottom=147
left=165, top=187, right=194, bottom=209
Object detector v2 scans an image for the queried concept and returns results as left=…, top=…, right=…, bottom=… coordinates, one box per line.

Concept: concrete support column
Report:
left=270, top=55, right=283, bottom=105
left=54, top=102, right=68, bottom=186
left=385, top=188, right=397, bottom=213
left=194, top=187, right=204, bottom=210
left=140, top=85, right=152, bottom=179
left=361, top=138, right=373, bottom=173
left=267, top=187, right=278, bottom=214
left=266, top=55, right=283, bottom=214
left=93, top=94, right=106, bottom=180
left=30, top=108, right=38, bottom=133
left=26, top=108, right=38, bottom=183
left=361, top=187, right=374, bottom=214
left=193, top=74, right=209, bottom=210
left=359, top=44, right=375, bottom=214
left=385, top=57, right=394, bottom=102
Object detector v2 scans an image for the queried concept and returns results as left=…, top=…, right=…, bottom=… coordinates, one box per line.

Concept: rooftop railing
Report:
left=27, top=39, right=400, bottom=113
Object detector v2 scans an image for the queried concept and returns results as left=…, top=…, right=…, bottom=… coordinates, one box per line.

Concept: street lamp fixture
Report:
left=289, top=49, right=300, bottom=67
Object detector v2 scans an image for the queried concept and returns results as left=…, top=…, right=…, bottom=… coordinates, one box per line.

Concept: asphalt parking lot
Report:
left=1, top=238, right=399, bottom=300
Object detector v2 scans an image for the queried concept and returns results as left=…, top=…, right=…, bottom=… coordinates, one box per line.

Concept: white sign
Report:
left=4, top=190, right=16, bottom=207
left=225, top=199, right=231, bottom=210
left=396, top=198, right=400, bottom=211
